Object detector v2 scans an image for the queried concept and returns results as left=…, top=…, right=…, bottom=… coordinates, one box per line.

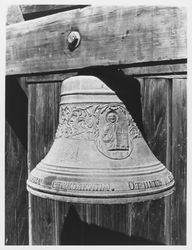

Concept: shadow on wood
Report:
left=79, top=68, right=145, bottom=138
left=5, top=76, right=28, bottom=244
left=6, top=76, right=28, bottom=149
left=60, top=205, right=163, bottom=245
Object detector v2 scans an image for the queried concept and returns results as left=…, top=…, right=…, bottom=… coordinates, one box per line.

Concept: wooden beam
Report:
left=20, top=5, right=89, bottom=20
left=25, top=62, right=186, bottom=83
left=26, top=72, right=77, bottom=83
left=6, top=6, right=187, bottom=76
left=121, top=62, right=187, bottom=77
left=20, top=5, right=87, bottom=14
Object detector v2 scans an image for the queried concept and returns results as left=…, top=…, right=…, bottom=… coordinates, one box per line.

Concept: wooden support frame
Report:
left=20, top=5, right=89, bottom=20
left=6, top=6, right=186, bottom=76
left=5, top=4, right=187, bottom=245
left=20, top=5, right=88, bottom=15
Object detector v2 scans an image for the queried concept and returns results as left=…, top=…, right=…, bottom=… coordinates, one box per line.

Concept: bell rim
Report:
left=27, top=184, right=175, bottom=204
left=37, top=160, right=165, bottom=176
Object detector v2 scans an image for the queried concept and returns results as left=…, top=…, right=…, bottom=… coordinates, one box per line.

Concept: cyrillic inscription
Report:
left=128, top=179, right=163, bottom=190
left=29, top=175, right=43, bottom=185
left=52, top=181, right=112, bottom=192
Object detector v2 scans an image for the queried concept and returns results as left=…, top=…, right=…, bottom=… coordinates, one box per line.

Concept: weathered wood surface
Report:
left=171, top=79, right=187, bottom=245
left=58, top=203, right=135, bottom=245
left=5, top=77, right=28, bottom=245
left=28, top=82, right=61, bottom=244
left=133, top=77, right=186, bottom=245
left=20, top=5, right=88, bottom=20
left=164, top=78, right=173, bottom=244
left=24, top=62, right=186, bottom=83
left=5, top=9, right=28, bottom=245
left=6, top=6, right=187, bottom=76
left=130, top=78, right=169, bottom=243
left=26, top=72, right=77, bottom=83
left=122, top=62, right=187, bottom=77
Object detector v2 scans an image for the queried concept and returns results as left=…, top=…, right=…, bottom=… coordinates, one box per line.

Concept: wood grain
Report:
left=164, top=78, right=173, bottom=244
left=24, top=63, right=186, bottom=84
left=20, top=5, right=88, bottom=20
left=58, top=203, right=145, bottom=245
left=26, top=72, right=77, bottom=83
left=5, top=77, right=28, bottom=245
left=171, top=79, right=187, bottom=245
left=28, top=82, right=61, bottom=244
left=122, top=63, right=187, bottom=77
left=5, top=6, right=27, bottom=244
left=130, top=78, right=169, bottom=243
left=6, top=6, right=186, bottom=76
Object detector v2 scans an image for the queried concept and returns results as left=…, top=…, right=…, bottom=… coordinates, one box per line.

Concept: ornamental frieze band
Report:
left=55, top=103, right=142, bottom=141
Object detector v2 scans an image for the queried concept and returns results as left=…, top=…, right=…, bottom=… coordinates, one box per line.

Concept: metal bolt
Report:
left=67, top=31, right=81, bottom=51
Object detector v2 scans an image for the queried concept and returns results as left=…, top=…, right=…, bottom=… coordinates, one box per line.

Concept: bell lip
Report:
left=27, top=183, right=175, bottom=204
left=37, top=160, right=165, bottom=176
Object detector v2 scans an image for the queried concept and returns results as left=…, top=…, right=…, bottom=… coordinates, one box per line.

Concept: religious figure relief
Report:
left=101, top=111, right=129, bottom=151
left=96, top=105, right=133, bottom=159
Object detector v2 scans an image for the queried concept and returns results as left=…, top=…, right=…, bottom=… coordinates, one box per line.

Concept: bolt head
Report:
left=67, top=31, right=81, bottom=51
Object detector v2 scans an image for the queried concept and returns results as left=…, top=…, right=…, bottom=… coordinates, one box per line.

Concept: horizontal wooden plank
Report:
left=25, top=63, right=186, bottom=83
left=122, top=63, right=186, bottom=77
left=20, top=5, right=88, bottom=15
left=20, top=5, right=89, bottom=20
left=143, top=75, right=186, bottom=79
left=26, top=72, right=77, bottom=83
left=6, top=6, right=187, bottom=76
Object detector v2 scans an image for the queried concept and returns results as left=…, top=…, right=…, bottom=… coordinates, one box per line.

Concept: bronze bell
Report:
left=27, top=75, right=174, bottom=204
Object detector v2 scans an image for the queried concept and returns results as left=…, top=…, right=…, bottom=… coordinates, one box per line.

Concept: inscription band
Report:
left=128, top=179, right=163, bottom=190
left=52, top=181, right=112, bottom=192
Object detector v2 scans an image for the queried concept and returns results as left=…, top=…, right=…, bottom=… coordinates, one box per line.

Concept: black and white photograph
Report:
left=4, top=0, right=190, bottom=246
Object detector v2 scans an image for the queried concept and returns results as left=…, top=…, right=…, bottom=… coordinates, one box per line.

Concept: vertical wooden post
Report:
left=27, top=95, right=32, bottom=245
left=5, top=77, right=28, bottom=245
left=171, top=78, right=187, bottom=244
left=27, top=82, right=61, bottom=244
left=131, top=78, right=169, bottom=243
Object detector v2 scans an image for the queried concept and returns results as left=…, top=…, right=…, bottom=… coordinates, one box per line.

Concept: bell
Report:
left=27, top=75, right=174, bottom=204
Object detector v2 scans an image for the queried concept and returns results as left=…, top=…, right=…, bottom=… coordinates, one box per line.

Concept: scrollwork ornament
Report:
left=55, top=103, right=142, bottom=159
